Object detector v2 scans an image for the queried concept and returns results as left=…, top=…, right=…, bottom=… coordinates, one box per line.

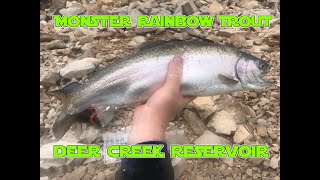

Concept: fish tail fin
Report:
left=46, top=82, right=81, bottom=113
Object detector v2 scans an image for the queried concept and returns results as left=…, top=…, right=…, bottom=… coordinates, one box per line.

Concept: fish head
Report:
left=236, top=54, right=271, bottom=89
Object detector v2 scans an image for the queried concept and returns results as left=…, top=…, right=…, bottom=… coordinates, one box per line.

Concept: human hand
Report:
left=128, top=56, right=196, bottom=144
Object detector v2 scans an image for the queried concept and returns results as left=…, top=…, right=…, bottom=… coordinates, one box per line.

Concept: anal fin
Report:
left=93, top=104, right=118, bottom=127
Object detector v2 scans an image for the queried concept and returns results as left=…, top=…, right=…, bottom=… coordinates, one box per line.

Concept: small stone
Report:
left=96, top=172, right=105, bottom=180
left=247, top=34, right=262, bottom=45
left=233, top=125, right=251, bottom=144
left=256, top=126, right=267, bottom=137
left=128, top=36, right=146, bottom=48
left=135, top=28, right=156, bottom=35
left=81, top=57, right=101, bottom=66
left=63, top=166, right=87, bottom=180
left=246, top=169, right=253, bottom=177
left=243, top=0, right=259, bottom=9
left=221, top=158, right=233, bottom=167
left=216, top=29, right=246, bottom=38
left=81, top=174, right=93, bottom=180
left=173, top=32, right=190, bottom=40
left=183, top=109, right=207, bottom=135
left=269, top=154, right=279, bottom=169
left=199, top=6, right=209, bottom=14
left=248, top=92, right=258, bottom=98
left=208, top=110, right=236, bottom=135
left=195, top=130, right=229, bottom=145
left=59, top=59, right=95, bottom=79
left=253, top=45, right=270, bottom=53
left=193, top=96, right=214, bottom=107
left=47, top=40, right=66, bottom=50
left=257, top=119, right=271, bottom=127
left=270, top=92, right=280, bottom=98
left=232, top=92, right=244, bottom=98
left=59, top=5, right=85, bottom=16
left=246, top=40, right=254, bottom=47
left=230, top=34, right=246, bottom=47
left=264, top=25, right=280, bottom=38
left=79, top=35, right=94, bottom=45
left=87, top=166, right=96, bottom=176
left=172, top=158, right=188, bottom=180
left=208, top=1, right=223, bottom=15
left=52, top=0, right=66, bottom=9
left=103, top=169, right=115, bottom=180
left=181, top=1, right=199, bottom=15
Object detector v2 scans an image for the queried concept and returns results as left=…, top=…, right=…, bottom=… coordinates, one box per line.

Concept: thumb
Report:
left=164, top=56, right=183, bottom=92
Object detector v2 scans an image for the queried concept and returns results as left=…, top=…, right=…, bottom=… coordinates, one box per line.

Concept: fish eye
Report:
left=259, top=63, right=266, bottom=70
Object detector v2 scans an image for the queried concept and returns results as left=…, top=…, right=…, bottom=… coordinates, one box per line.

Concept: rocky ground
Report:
left=40, top=0, right=280, bottom=179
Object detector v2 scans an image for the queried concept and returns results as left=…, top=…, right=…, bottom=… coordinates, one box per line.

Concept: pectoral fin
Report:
left=217, top=74, right=239, bottom=86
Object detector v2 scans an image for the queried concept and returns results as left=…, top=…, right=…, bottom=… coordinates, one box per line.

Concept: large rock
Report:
left=183, top=109, right=207, bottom=135
left=195, top=130, right=230, bottom=145
left=192, top=96, right=217, bottom=120
left=40, top=71, right=61, bottom=87
left=40, top=141, right=86, bottom=177
left=59, top=5, right=85, bottom=16
left=172, top=158, right=188, bottom=180
left=59, top=59, right=95, bottom=79
left=208, top=110, right=236, bottom=135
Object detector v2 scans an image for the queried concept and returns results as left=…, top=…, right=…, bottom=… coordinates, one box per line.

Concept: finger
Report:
left=164, top=56, right=183, bottom=92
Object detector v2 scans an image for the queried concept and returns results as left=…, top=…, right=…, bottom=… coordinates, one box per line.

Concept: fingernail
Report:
left=173, top=56, right=182, bottom=64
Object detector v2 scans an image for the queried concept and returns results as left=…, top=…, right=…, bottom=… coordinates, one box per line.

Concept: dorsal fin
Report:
left=138, top=40, right=183, bottom=51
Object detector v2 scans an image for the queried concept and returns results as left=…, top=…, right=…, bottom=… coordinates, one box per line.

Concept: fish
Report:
left=49, top=40, right=271, bottom=129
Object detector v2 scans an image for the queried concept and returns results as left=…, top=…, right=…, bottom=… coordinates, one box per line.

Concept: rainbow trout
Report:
left=50, top=40, right=271, bottom=128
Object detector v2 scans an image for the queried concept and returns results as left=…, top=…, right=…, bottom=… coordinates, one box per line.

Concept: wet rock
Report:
left=233, top=125, right=252, bottom=143
left=60, top=59, right=95, bottom=79
left=40, top=71, right=61, bottom=88
left=63, top=166, right=87, bottom=180
left=47, top=40, right=66, bottom=50
left=79, top=35, right=94, bottom=45
left=183, top=109, right=207, bottom=135
left=59, top=5, right=85, bottom=16
left=128, top=36, right=146, bottom=48
left=181, top=0, right=199, bottom=15
left=79, top=126, right=101, bottom=144
left=208, top=110, right=237, bottom=135
left=172, top=158, right=188, bottom=180
left=195, top=130, right=230, bottom=145
left=209, top=1, right=223, bottom=15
